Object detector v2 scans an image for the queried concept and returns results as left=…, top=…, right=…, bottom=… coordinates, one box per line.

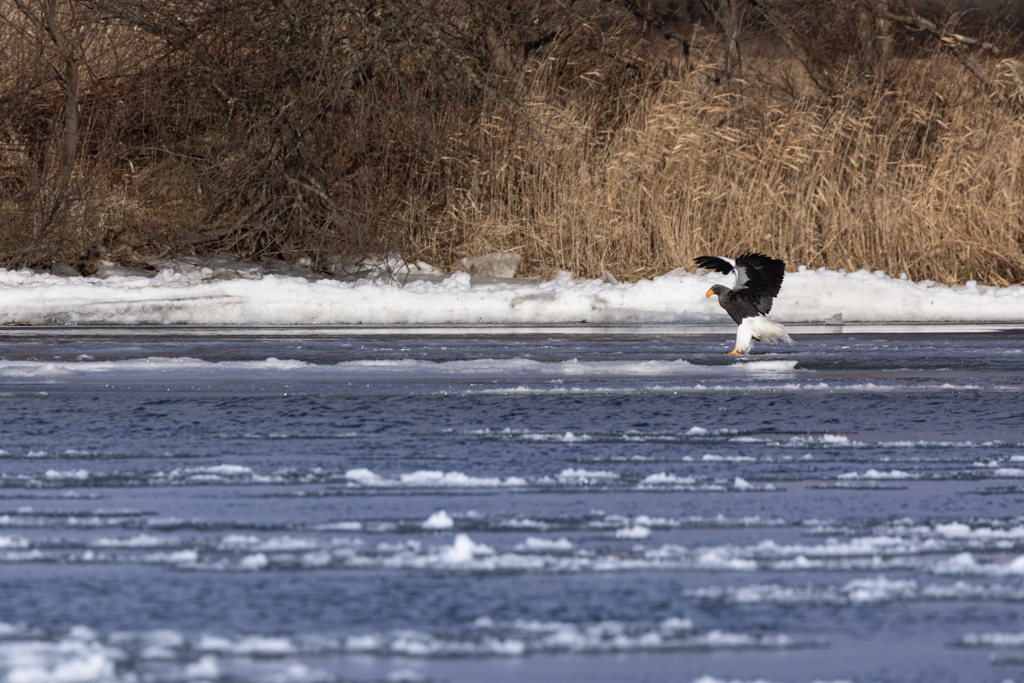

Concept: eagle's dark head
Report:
left=706, top=284, right=729, bottom=299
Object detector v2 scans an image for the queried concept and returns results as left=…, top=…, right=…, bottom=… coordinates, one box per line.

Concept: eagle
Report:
left=695, top=252, right=793, bottom=355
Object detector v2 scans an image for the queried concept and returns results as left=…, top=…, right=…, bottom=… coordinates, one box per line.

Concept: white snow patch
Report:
left=5, top=264, right=1023, bottom=325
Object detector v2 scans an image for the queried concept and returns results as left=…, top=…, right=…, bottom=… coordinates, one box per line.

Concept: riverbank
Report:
left=2, top=264, right=1024, bottom=326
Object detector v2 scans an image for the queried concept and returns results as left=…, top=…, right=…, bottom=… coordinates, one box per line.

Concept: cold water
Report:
left=1, top=326, right=1023, bottom=683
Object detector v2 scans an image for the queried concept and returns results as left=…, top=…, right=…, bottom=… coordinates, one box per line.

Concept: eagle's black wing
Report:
left=693, top=256, right=735, bottom=276
left=732, top=253, right=786, bottom=315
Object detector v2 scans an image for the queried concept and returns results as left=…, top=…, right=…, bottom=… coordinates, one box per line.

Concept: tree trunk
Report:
left=60, top=53, right=80, bottom=174
left=721, top=0, right=743, bottom=94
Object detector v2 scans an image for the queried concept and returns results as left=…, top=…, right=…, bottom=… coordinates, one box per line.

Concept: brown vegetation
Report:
left=1, top=0, right=1023, bottom=284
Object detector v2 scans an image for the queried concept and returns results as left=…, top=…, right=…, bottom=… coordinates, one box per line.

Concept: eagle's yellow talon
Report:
left=726, top=349, right=741, bottom=355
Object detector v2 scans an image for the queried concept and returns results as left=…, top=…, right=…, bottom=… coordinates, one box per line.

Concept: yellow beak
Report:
left=705, top=289, right=714, bottom=298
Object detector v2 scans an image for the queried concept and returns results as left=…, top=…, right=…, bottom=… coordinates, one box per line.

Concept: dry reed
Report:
left=437, top=52, right=1024, bottom=284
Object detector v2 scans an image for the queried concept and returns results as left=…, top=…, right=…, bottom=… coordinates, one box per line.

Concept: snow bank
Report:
left=1, top=265, right=1023, bottom=326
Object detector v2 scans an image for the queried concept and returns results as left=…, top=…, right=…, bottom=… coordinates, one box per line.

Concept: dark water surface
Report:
left=1, top=326, right=1023, bottom=682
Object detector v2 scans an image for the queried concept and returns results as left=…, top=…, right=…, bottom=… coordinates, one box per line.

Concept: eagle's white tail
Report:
left=734, top=316, right=794, bottom=354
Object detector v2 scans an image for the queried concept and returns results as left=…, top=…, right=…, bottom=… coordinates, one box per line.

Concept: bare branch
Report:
left=746, top=0, right=834, bottom=94
left=609, top=0, right=708, bottom=55
left=866, top=1, right=1022, bottom=97
left=872, top=5, right=999, bottom=55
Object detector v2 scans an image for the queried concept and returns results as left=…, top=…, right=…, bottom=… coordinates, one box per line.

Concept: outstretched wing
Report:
left=733, top=253, right=786, bottom=315
left=694, top=256, right=735, bottom=277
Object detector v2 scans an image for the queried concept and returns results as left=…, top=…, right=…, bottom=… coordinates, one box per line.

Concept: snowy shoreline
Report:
left=2, top=265, right=1023, bottom=326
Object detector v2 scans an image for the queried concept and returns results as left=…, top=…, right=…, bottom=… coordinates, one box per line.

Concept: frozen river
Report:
left=1, top=324, right=1023, bottom=683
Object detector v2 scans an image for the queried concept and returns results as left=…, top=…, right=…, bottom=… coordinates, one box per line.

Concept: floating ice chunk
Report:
left=515, top=537, right=574, bottom=552
left=183, top=655, right=221, bottom=680
left=0, top=536, right=30, bottom=549
left=254, top=536, right=319, bottom=551
left=218, top=534, right=260, bottom=549
left=637, top=472, right=697, bottom=488
left=239, top=553, right=269, bottom=570
left=781, top=434, right=863, bottom=447
left=659, top=617, right=694, bottom=633
left=702, top=454, right=756, bottom=462
left=556, top=469, right=619, bottom=485
left=142, top=550, right=198, bottom=565
left=345, top=634, right=384, bottom=652
left=689, top=577, right=1024, bottom=605
left=994, top=468, right=1024, bottom=477
left=838, top=469, right=913, bottom=480
left=960, top=631, right=1024, bottom=647
left=345, top=468, right=526, bottom=488
left=500, top=517, right=549, bottom=530
left=163, top=464, right=263, bottom=483
left=200, top=464, right=253, bottom=476
left=615, top=525, right=651, bottom=540
left=733, top=477, right=754, bottom=490
left=486, top=640, right=527, bottom=656
left=301, top=551, right=332, bottom=567
left=345, top=468, right=391, bottom=486
left=842, top=576, right=917, bottom=603
left=230, top=636, right=296, bottom=656
left=197, top=634, right=235, bottom=652
left=422, top=510, right=455, bottom=530
left=441, top=534, right=494, bottom=564
left=314, top=521, right=362, bottom=531
left=518, top=431, right=590, bottom=442
left=402, top=471, right=493, bottom=487
left=934, top=522, right=972, bottom=538
left=0, top=630, right=120, bottom=683
left=44, top=469, right=89, bottom=480
left=930, top=552, right=1024, bottom=576
left=694, top=548, right=758, bottom=571
left=91, top=534, right=174, bottom=548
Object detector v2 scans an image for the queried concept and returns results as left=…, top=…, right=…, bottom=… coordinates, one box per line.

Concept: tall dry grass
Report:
left=439, top=53, right=1024, bottom=283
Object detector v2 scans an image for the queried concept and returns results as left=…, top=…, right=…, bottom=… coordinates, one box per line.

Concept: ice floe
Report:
left=681, top=576, right=1024, bottom=605
left=0, top=615, right=814, bottom=683
left=0, top=357, right=801, bottom=383
left=344, top=468, right=528, bottom=488
left=421, top=510, right=455, bottom=530
left=959, top=631, right=1024, bottom=647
